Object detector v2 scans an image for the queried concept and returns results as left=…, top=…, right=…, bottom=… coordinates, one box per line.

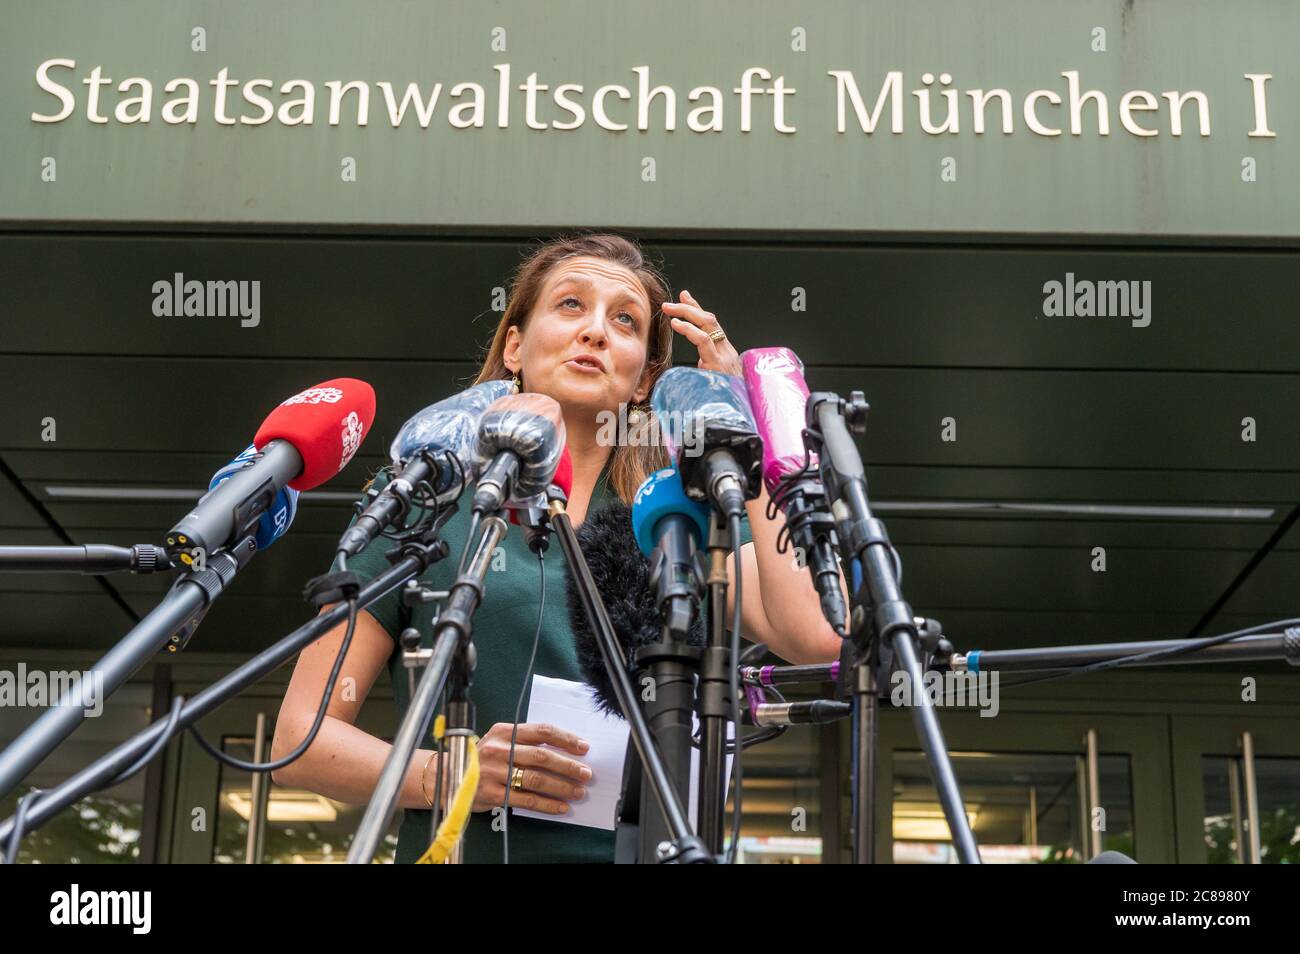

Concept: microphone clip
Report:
left=513, top=506, right=552, bottom=554
left=646, top=543, right=706, bottom=642
left=303, top=570, right=362, bottom=608
left=163, top=534, right=257, bottom=653
left=509, top=478, right=570, bottom=555
left=806, top=390, right=869, bottom=435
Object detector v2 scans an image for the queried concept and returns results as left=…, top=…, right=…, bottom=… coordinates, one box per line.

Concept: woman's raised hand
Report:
left=663, top=289, right=742, bottom=376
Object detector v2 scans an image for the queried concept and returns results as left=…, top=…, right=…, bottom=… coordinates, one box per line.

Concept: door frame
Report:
left=161, top=686, right=398, bottom=863
left=1170, top=713, right=1300, bottom=863
left=875, top=708, right=1176, bottom=863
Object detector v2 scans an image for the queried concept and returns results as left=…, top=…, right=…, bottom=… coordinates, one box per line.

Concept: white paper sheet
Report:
left=511, top=674, right=733, bottom=832
left=510, top=674, right=629, bottom=829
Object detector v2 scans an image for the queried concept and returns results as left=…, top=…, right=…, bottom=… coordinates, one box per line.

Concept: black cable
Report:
left=189, top=599, right=360, bottom=772
left=503, top=549, right=547, bottom=864
left=692, top=682, right=787, bottom=752
left=697, top=723, right=785, bottom=753
left=727, top=512, right=745, bottom=864
left=3, top=693, right=189, bottom=863
left=106, top=695, right=186, bottom=787
left=4, top=464, right=463, bottom=857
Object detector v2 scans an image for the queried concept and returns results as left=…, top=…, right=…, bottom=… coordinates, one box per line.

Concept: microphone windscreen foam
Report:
left=388, top=380, right=512, bottom=485
left=566, top=500, right=705, bottom=716
left=506, top=445, right=573, bottom=523
left=254, top=378, right=376, bottom=491
left=476, top=392, right=567, bottom=498
left=551, top=444, right=574, bottom=497
left=649, top=366, right=756, bottom=461
left=742, top=347, right=818, bottom=493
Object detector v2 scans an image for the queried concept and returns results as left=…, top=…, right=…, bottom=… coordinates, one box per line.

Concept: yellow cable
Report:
left=415, top=735, right=480, bottom=865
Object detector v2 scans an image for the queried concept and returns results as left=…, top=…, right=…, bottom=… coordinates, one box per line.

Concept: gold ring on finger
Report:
left=708, top=329, right=727, bottom=344
left=510, top=767, right=526, bottom=791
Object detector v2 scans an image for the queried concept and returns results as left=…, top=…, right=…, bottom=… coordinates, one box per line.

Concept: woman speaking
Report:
left=271, top=232, right=843, bottom=863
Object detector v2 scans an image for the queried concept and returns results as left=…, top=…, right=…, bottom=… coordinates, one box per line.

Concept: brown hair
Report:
left=474, top=231, right=672, bottom=502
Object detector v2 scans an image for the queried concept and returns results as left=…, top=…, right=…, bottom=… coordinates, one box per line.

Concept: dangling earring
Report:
left=627, top=402, right=649, bottom=425
left=509, top=371, right=521, bottom=393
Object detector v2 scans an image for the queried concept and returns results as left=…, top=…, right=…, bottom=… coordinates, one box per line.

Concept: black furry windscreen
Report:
left=565, top=500, right=706, bottom=716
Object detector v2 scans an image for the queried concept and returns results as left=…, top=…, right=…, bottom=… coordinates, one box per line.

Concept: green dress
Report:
left=335, top=463, right=749, bottom=863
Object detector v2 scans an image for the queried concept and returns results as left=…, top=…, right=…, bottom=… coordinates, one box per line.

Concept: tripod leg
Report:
left=852, top=663, right=878, bottom=864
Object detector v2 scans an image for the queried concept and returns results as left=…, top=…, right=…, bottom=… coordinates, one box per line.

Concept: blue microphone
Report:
left=208, top=444, right=300, bottom=551
left=632, top=466, right=710, bottom=556
left=631, top=466, right=711, bottom=638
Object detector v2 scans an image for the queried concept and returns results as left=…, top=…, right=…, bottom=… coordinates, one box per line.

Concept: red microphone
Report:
left=550, top=444, right=574, bottom=498
left=168, top=378, right=376, bottom=560
left=508, top=445, right=573, bottom=551
left=507, top=444, right=573, bottom=518
left=254, top=377, right=377, bottom=491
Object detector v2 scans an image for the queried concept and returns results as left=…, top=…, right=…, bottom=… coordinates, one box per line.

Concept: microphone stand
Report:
left=346, top=514, right=506, bottom=864
left=739, top=624, right=1297, bottom=861
left=737, top=617, right=946, bottom=691
left=807, top=390, right=981, bottom=865
left=743, top=625, right=1300, bottom=685
left=936, top=628, right=1300, bottom=673
left=0, top=525, right=452, bottom=846
left=0, top=536, right=258, bottom=801
left=546, top=496, right=711, bottom=864
left=697, top=514, right=734, bottom=856
left=635, top=520, right=709, bottom=864
left=0, top=544, right=171, bottom=575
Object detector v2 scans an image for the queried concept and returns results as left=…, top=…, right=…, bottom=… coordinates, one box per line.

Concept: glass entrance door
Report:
left=1172, top=715, right=1300, bottom=863
left=166, top=695, right=400, bottom=863
left=875, top=710, right=1175, bottom=863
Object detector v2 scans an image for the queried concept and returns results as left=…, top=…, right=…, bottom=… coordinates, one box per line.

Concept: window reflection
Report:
left=1203, top=755, right=1300, bottom=864
left=724, top=725, right=824, bottom=863
left=213, top=736, right=398, bottom=864
left=0, top=683, right=151, bottom=864
left=892, top=751, right=1134, bottom=863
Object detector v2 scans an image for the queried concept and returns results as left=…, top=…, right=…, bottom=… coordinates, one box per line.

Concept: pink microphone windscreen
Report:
left=741, top=347, right=816, bottom=493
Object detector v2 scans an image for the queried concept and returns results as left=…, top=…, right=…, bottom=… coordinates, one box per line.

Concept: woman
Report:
left=271, top=232, right=843, bottom=863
